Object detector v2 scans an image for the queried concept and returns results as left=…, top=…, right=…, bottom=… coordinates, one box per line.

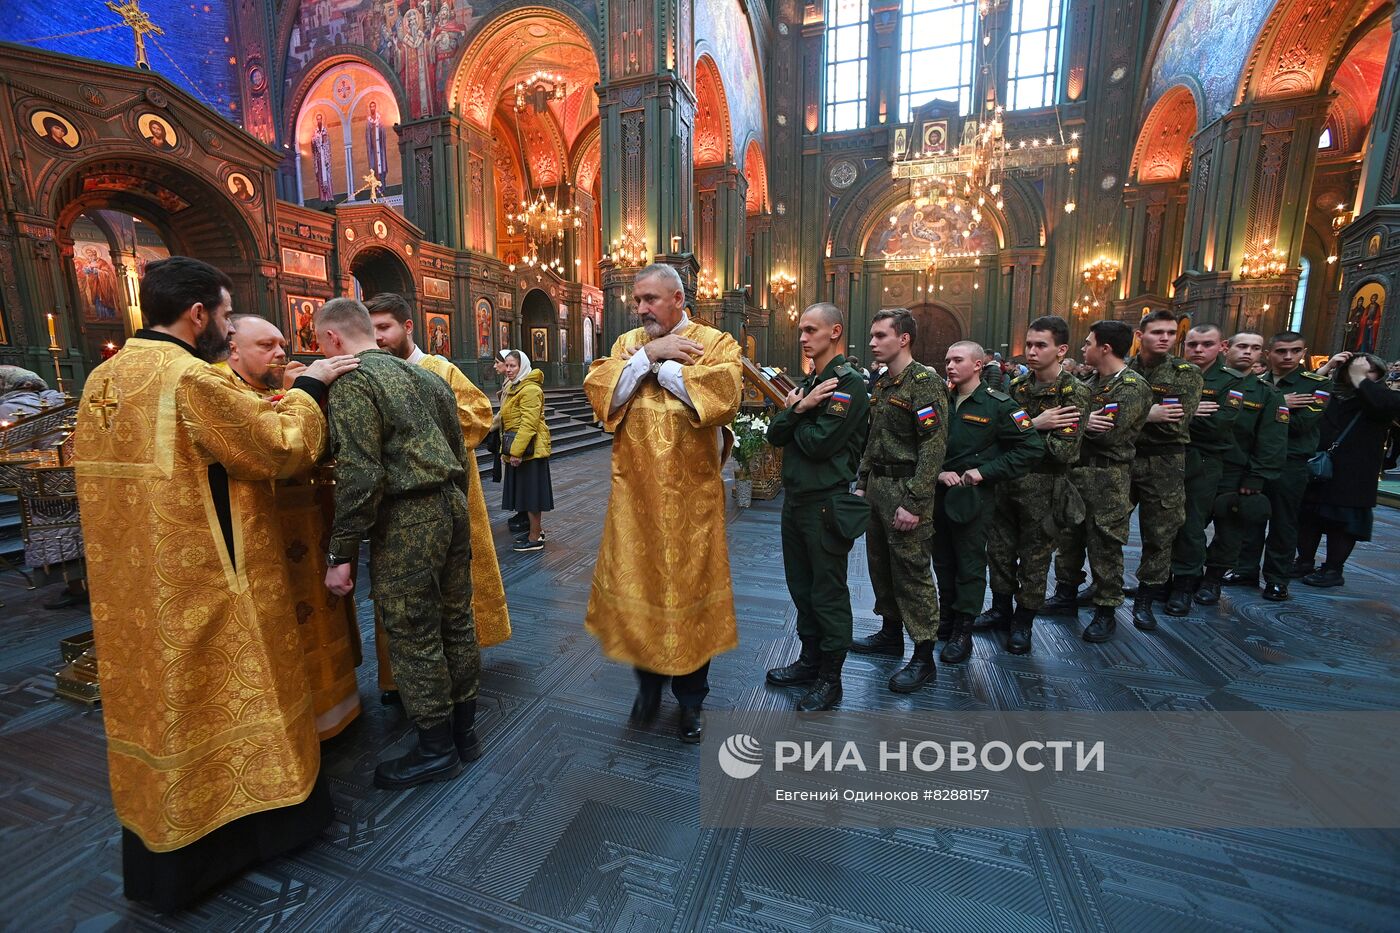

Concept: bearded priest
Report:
left=74, top=257, right=360, bottom=911
left=364, top=293, right=512, bottom=704
left=583, top=263, right=742, bottom=744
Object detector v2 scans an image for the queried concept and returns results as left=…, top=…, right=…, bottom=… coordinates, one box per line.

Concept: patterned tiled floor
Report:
left=1, top=447, right=1397, bottom=931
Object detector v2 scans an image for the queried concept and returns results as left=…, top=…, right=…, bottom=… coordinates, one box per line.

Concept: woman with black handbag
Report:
left=1295, top=351, right=1400, bottom=586
left=499, top=350, right=554, bottom=551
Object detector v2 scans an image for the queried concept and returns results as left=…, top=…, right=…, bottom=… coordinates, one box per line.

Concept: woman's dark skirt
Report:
left=1303, top=502, right=1374, bottom=541
left=502, top=456, right=554, bottom=513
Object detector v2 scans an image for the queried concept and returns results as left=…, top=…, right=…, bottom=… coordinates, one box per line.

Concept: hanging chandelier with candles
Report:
left=1238, top=240, right=1290, bottom=279
left=508, top=71, right=578, bottom=278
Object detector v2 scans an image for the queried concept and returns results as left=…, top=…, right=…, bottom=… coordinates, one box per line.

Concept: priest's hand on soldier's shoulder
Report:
left=643, top=334, right=704, bottom=364
left=793, top=378, right=839, bottom=412
left=302, top=354, right=360, bottom=385
left=282, top=360, right=307, bottom=389
left=1032, top=405, right=1079, bottom=431
left=325, top=562, right=354, bottom=597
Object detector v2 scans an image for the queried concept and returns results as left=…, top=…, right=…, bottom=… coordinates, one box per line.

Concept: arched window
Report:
left=900, top=0, right=977, bottom=121
left=1007, top=0, right=1063, bottom=110
left=1290, top=257, right=1310, bottom=331
left=825, top=0, right=870, bottom=132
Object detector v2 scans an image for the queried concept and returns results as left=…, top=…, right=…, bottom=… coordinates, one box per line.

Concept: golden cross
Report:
left=106, top=0, right=164, bottom=71
left=361, top=171, right=383, bottom=203
left=87, top=378, right=121, bottom=430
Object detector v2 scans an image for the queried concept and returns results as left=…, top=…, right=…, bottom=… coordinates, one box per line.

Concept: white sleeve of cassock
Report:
left=656, top=361, right=696, bottom=411
left=610, top=347, right=653, bottom=412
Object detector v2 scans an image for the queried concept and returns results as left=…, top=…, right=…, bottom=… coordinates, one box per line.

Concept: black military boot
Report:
left=1164, top=577, right=1194, bottom=617
left=939, top=614, right=973, bottom=664
left=1132, top=592, right=1159, bottom=631
left=452, top=700, right=482, bottom=762
left=1081, top=605, right=1117, bottom=643
left=850, top=617, right=904, bottom=654
left=1221, top=569, right=1258, bottom=587
left=1005, top=607, right=1034, bottom=655
left=973, top=593, right=1014, bottom=631
left=1041, top=582, right=1080, bottom=617
left=374, top=721, right=462, bottom=790
left=1194, top=567, right=1225, bottom=605
left=891, top=641, right=938, bottom=691
left=796, top=652, right=845, bottom=711
left=767, top=637, right=821, bottom=686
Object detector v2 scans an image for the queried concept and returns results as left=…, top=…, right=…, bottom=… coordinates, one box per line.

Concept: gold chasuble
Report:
left=75, top=339, right=326, bottom=852
left=211, top=363, right=362, bottom=740
left=375, top=355, right=511, bottom=691
left=583, top=322, right=742, bottom=674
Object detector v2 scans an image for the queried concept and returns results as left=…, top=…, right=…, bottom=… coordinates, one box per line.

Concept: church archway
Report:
left=290, top=59, right=404, bottom=209
left=49, top=156, right=263, bottom=368
left=908, top=302, right=963, bottom=370
left=1131, top=86, right=1198, bottom=184
left=349, top=246, right=414, bottom=301
left=520, top=288, right=558, bottom=385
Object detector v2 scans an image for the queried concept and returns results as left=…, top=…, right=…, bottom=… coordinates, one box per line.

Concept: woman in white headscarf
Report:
left=498, top=349, right=553, bottom=551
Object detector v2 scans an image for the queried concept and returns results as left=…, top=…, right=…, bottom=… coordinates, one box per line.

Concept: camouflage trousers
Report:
left=987, top=472, right=1061, bottom=611
left=371, top=486, right=479, bottom=729
left=1129, top=449, right=1187, bottom=587
left=864, top=474, right=939, bottom=642
left=1055, top=463, right=1133, bottom=607
left=1169, top=448, right=1224, bottom=579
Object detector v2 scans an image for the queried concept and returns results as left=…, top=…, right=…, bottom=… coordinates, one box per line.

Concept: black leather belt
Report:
left=1136, top=445, right=1186, bottom=458
left=870, top=462, right=917, bottom=478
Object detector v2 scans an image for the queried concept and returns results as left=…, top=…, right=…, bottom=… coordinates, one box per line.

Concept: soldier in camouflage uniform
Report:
left=1163, top=323, right=1244, bottom=614
left=765, top=303, right=871, bottom=712
left=850, top=308, right=949, bottom=693
left=932, top=340, right=1043, bottom=663
left=1231, top=331, right=1332, bottom=600
left=1047, top=320, right=1152, bottom=643
left=1124, top=310, right=1204, bottom=630
left=981, top=316, right=1091, bottom=654
left=1195, top=331, right=1287, bottom=604
left=316, top=298, right=481, bottom=791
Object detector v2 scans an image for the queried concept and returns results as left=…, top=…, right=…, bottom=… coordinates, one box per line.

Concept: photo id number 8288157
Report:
left=924, top=789, right=990, bottom=801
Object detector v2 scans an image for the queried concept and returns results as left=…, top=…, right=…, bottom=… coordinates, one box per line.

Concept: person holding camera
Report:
left=1294, top=351, right=1400, bottom=587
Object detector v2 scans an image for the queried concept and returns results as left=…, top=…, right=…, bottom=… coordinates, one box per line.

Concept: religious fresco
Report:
left=4, top=0, right=240, bottom=118
left=1147, top=0, right=1274, bottom=122
left=30, top=110, right=80, bottom=149
left=425, top=311, right=452, bottom=356
left=295, top=63, right=402, bottom=206
left=871, top=197, right=999, bottom=258
left=474, top=297, right=492, bottom=356
left=69, top=212, right=169, bottom=323
left=288, top=295, right=325, bottom=353
left=695, top=0, right=766, bottom=159
left=1347, top=283, right=1385, bottom=354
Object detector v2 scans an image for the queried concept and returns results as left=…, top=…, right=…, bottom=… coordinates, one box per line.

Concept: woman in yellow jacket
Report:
left=499, top=350, right=553, bottom=550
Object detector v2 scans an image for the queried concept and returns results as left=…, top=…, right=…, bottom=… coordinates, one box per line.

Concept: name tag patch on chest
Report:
left=961, top=413, right=990, bottom=424
left=1243, top=399, right=1262, bottom=410
left=889, top=396, right=912, bottom=411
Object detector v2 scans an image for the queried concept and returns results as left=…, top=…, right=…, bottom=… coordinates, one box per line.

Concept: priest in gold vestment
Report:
left=583, top=263, right=742, bottom=744
left=73, top=258, right=360, bottom=911
left=218, top=313, right=363, bottom=739
left=365, top=293, right=511, bottom=698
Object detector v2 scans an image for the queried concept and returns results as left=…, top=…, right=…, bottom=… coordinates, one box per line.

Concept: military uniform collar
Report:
left=880, top=358, right=918, bottom=389
left=135, top=328, right=197, bottom=356
left=810, top=353, right=848, bottom=384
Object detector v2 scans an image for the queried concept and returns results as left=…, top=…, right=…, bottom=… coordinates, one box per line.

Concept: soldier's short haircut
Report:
left=948, top=339, right=985, bottom=358
left=1027, top=315, right=1070, bottom=346
left=872, top=307, right=917, bottom=341
left=1270, top=330, right=1306, bottom=346
left=634, top=263, right=684, bottom=295
left=140, top=256, right=235, bottom=327
left=1188, top=321, right=1223, bottom=338
left=316, top=297, right=374, bottom=338
left=1138, top=308, right=1178, bottom=330
left=364, top=292, right=413, bottom=324
left=1229, top=330, right=1263, bottom=345
left=1088, top=319, right=1134, bottom=358
left=802, top=302, right=844, bottom=329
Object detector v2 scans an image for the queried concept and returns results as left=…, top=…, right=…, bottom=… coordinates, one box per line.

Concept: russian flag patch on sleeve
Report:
left=916, top=404, right=940, bottom=430
left=1011, top=408, right=1033, bottom=430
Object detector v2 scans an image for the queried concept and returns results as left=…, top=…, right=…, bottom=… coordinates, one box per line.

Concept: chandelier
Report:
left=1238, top=240, right=1289, bottom=279
left=507, top=71, right=577, bottom=278
left=1071, top=256, right=1119, bottom=317
left=770, top=271, right=798, bottom=321
left=610, top=224, right=648, bottom=267
left=697, top=268, right=721, bottom=300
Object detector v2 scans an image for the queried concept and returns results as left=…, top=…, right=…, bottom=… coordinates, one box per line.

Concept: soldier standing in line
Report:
left=1043, top=320, right=1152, bottom=642
left=1228, top=331, right=1332, bottom=600
left=980, top=316, right=1091, bottom=654
left=1123, top=309, right=1203, bottom=631
left=316, top=298, right=482, bottom=790
left=1194, top=331, right=1287, bottom=604
left=848, top=308, right=949, bottom=693
left=1163, top=322, right=1244, bottom=614
left=931, top=341, right=1043, bottom=663
left=764, top=303, right=871, bottom=711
